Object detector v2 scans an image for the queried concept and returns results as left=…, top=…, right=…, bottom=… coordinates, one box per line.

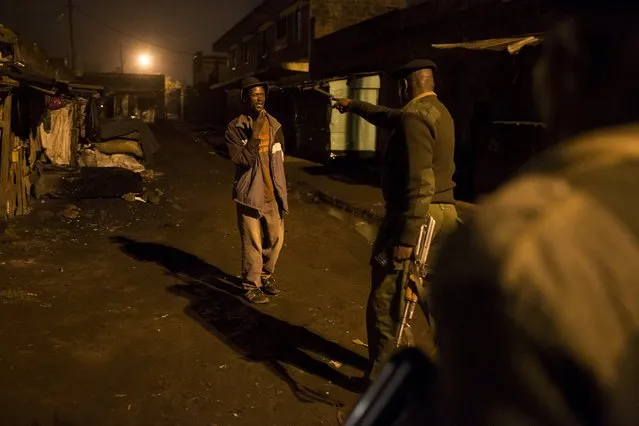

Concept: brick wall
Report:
left=311, top=0, right=407, bottom=38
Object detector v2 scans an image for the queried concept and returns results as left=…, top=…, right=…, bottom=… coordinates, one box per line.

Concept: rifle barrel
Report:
left=313, top=87, right=337, bottom=100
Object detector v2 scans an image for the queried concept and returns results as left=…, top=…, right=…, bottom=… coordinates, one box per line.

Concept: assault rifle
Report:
left=396, top=215, right=436, bottom=348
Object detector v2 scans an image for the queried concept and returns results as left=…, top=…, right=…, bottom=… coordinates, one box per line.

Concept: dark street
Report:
left=0, top=122, right=383, bottom=426
left=5, top=0, right=635, bottom=424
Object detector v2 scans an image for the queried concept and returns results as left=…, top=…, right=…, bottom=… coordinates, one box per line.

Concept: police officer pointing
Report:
left=333, top=59, right=459, bottom=383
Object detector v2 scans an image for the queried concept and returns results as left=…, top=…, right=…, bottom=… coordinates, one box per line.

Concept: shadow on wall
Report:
left=110, top=236, right=369, bottom=406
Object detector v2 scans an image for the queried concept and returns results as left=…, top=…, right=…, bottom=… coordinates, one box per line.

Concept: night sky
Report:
left=1, top=0, right=261, bottom=84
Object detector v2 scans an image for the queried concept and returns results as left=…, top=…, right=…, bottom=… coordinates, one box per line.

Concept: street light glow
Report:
left=138, top=53, right=152, bottom=68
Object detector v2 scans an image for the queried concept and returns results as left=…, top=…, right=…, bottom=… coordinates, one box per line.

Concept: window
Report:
left=243, top=41, right=250, bottom=64
left=295, top=9, right=303, bottom=43
left=229, top=48, right=237, bottom=69
left=287, top=13, right=296, bottom=42
left=276, top=17, right=287, bottom=40
left=261, top=30, right=269, bottom=58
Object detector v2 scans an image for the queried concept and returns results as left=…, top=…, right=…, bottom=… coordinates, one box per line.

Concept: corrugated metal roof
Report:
left=432, top=35, right=544, bottom=54
left=68, top=82, right=104, bottom=91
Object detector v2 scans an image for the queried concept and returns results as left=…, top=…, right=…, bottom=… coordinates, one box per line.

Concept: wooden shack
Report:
left=0, top=75, right=41, bottom=217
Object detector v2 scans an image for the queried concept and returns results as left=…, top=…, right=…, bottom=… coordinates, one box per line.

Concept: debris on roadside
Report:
left=143, top=188, right=162, bottom=204
left=35, top=166, right=144, bottom=200
left=0, top=288, right=51, bottom=307
left=122, top=193, right=137, bottom=203
left=61, top=204, right=81, bottom=220
left=122, top=187, right=164, bottom=204
left=140, top=169, right=156, bottom=182
left=328, top=360, right=343, bottom=369
left=7, top=258, right=36, bottom=267
left=352, top=338, right=368, bottom=348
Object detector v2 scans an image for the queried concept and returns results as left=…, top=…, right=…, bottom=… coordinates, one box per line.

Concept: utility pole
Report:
left=67, top=0, right=76, bottom=73
left=120, top=44, right=125, bottom=73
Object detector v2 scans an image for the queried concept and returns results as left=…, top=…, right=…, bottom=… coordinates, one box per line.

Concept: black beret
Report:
left=391, top=59, right=437, bottom=79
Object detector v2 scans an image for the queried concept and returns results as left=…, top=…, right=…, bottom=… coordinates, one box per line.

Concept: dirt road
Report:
left=0, top=122, right=378, bottom=426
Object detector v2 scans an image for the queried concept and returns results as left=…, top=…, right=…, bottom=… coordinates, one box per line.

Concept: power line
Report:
left=66, top=0, right=76, bottom=71
left=74, top=7, right=194, bottom=56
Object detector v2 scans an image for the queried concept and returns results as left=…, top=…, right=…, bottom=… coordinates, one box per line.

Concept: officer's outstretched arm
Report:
left=397, top=111, right=435, bottom=246
left=348, top=100, right=402, bottom=130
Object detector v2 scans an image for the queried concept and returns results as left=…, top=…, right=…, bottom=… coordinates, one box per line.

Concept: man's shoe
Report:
left=261, top=276, right=280, bottom=296
left=244, top=288, right=269, bottom=304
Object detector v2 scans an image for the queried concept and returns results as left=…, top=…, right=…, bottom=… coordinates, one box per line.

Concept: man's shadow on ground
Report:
left=111, top=236, right=369, bottom=406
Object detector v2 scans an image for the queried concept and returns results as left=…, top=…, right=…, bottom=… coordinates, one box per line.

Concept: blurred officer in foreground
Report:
left=430, top=1, right=639, bottom=424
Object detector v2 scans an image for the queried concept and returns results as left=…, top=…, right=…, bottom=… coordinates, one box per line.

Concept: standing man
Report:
left=333, top=59, right=458, bottom=381
left=431, top=1, right=639, bottom=424
left=225, top=77, right=288, bottom=304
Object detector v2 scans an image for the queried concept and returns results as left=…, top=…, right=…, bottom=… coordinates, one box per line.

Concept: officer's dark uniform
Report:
left=348, top=60, right=459, bottom=378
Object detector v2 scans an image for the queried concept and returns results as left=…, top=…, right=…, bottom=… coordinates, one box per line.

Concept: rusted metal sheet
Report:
left=432, top=35, right=544, bottom=55
left=68, top=83, right=105, bottom=91
left=0, top=93, right=12, bottom=217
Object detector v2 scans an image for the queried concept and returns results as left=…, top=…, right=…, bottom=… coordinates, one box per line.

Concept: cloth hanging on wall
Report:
left=39, top=104, right=72, bottom=166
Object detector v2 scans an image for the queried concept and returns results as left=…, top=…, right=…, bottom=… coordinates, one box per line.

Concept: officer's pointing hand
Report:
left=332, top=98, right=352, bottom=114
left=393, top=245, right=414, bottom=262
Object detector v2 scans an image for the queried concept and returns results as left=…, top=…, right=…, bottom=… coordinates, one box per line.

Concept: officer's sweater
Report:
left=350, top=94, right=456, bottom=246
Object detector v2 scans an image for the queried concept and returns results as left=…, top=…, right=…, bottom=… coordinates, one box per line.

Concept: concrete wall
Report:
left=347, top=74, right=380, bottom=154
left=328, top=79, right=349, bottom=153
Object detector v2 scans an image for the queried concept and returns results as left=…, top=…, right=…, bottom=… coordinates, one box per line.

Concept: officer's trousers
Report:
left=366, top=203, right=459, bottom=379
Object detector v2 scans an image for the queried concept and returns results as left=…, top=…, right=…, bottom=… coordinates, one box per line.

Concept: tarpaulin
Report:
left=79, top=148, right=145, bottom=173
left=100, top=118, right=159, bottom=161
left=39, top=105, right=72, bottom=166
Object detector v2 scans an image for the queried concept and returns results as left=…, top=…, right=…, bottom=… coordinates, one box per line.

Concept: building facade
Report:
left=199, top=0, right=556, bottom=202
left=81, top=73, right=166, bottom=121
left=309, top=0, right=553, bottom=201
left=212, top=0, right=408, bottom=84
left=192, top=52, right=228, bottom=87
left=207, top=0, right=409, bottom=161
